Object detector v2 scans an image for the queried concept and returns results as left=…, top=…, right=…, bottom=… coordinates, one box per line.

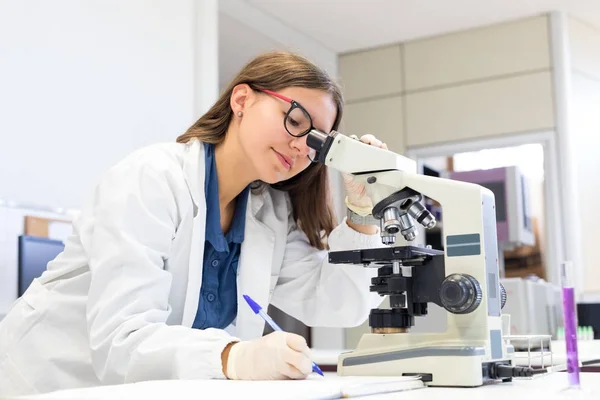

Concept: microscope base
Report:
left=337, top=340, right=513, bottom=387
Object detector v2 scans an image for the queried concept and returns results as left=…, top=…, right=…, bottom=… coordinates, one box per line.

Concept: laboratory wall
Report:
left=218, top=0, right=338, bottom=89
left=339, top=45, right=405, bottom=152
left=568, top=17, right=600, bottom=296
left=338, top=15, right=555, bottom=154
left=0, top=0, right=205, bottom=211
left=0, top=0, right=220, bottom=316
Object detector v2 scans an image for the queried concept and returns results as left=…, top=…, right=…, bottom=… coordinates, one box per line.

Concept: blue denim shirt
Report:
left=192, top=143, right=250, bottom=330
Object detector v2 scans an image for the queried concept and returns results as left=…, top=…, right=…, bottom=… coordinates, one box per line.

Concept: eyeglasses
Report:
left=258, top=89, right=314, bottom=138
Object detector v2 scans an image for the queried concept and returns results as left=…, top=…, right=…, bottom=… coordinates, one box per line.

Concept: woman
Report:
left=0, top=51, right=387, bottom=396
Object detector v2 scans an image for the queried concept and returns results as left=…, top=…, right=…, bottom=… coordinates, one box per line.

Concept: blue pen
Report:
left=242, top=294, right=324, bottom=377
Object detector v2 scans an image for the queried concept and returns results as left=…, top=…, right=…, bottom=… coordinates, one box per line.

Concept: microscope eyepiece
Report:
left=306, top=129, right=328, bottom=151
left=305, top=129, right=337, bottom=164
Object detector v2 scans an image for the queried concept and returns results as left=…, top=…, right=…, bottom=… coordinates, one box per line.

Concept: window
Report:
left=453, top=144, right=544, bottom=181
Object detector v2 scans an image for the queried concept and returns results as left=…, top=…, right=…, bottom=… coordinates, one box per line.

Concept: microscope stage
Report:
left=328, top=246, right=444, bottom=267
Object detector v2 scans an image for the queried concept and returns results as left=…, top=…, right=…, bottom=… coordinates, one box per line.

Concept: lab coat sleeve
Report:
left=270, top=216, right=385, bottom=328
left=82, top=158, right=237, bottom=385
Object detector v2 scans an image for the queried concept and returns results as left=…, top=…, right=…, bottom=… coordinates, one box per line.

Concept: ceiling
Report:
left=219, top=0, right=600, bottom=88
left=241, top=0, right=600, bottom=53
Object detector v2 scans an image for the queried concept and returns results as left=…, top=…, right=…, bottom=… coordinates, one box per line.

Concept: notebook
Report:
left=321, top=375, right=425, bottom=398
left=22, top=375, right=425, bottom=400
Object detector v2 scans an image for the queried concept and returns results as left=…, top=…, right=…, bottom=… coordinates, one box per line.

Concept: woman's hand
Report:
left=343, top=134, right=388, bottom=234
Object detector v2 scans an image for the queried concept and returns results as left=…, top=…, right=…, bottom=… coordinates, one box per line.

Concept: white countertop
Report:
left=16, top=373, right=599, bottom=399
left=12, top=343, right=600, bottom=399
left=368, top=373, right=598, bottom=399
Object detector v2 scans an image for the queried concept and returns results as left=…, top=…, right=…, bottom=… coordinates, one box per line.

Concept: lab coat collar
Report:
left=182, top=139, right=203, bottom=211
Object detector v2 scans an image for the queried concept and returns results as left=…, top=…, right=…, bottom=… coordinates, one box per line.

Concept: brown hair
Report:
left=176, top=51, right=343, bottom=250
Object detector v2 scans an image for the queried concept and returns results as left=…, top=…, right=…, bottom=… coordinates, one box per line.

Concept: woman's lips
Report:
left=274, top=150, right=293, bottom=170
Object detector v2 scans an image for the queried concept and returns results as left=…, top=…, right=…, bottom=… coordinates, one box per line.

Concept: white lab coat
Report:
left=0, top=139, right=382, bottom=396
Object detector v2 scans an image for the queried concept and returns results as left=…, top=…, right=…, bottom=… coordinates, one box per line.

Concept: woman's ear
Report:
left=230, top=84, right=254, bottom=115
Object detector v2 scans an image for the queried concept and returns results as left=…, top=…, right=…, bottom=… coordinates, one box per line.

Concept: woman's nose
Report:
left=291, top=136, right=316, bottom=159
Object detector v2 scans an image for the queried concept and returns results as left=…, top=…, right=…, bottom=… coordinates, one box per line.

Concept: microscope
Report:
left=306, top=130, right=532, bottom=387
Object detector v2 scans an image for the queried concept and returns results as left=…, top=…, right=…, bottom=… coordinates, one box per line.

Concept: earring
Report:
left=237, top=111, right=243, bottom=117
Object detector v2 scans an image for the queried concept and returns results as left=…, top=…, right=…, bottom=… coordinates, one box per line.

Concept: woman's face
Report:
left=234, top=85, right=337, bottom=184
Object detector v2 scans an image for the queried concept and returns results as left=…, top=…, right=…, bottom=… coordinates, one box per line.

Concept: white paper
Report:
left=20, top=376, right=424, bottom=400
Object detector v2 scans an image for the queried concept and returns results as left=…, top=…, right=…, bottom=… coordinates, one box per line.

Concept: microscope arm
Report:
left=307, top=129, right=435, bottom=244
left=307, top=129, right=417, bottom=175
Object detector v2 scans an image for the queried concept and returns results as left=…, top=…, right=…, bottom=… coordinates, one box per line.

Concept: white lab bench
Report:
left=12, top=343, right=600, bottom=399
left=16, top=373, right=599, bottom=399
left=368, top=373, right=599, bottom=399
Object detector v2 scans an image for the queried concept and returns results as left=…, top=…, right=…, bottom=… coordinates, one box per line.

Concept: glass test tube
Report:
left=561, top=261, right=580, bottom=388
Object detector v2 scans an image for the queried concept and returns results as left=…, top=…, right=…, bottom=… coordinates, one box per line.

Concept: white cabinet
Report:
left=405, top=71, right=555, bottom=147
left=404, top=16, right=551, bottom=91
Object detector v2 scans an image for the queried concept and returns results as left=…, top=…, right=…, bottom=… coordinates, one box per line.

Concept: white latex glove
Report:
left=226, top=331, right=312, bottom=380
left=343, top=134, right=388, bottom=216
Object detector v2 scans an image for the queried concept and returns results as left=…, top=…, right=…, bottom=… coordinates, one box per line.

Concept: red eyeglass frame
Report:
left=257, top=89, right=314, bottom=138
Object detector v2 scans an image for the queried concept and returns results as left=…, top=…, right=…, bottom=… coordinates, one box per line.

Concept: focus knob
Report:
left=500, top=281, right=507, bottom=309
left=440, top=274, right=482, bottom=314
